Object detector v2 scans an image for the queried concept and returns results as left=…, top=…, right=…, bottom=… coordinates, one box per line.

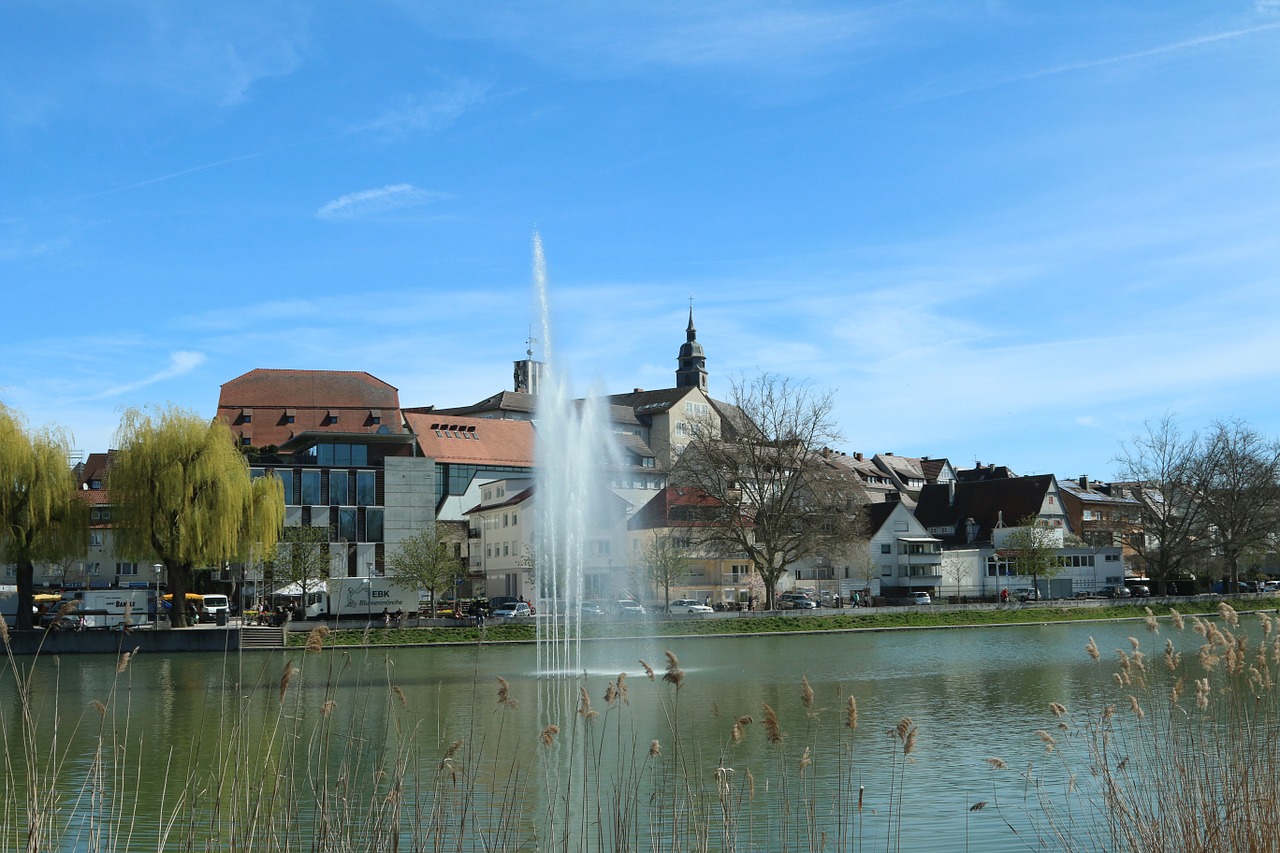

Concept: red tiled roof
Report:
left=216, top=368, right=402, bottom=449
left=404, top=412, right=535, bottom=467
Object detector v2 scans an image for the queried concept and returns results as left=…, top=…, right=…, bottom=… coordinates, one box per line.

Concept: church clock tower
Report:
left=675, top=307, right=708, bottom=393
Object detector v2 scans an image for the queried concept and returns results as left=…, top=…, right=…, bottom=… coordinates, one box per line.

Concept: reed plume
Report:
left=845, top=695, right=858, bottom=730
left=304, top=625, right=330, bottom=652
left=639, top=659, right=655, bottom=680
left=540, top=724, right=560, bottom=747
left=762, top=704, right=783, bottom=744
left=279, top=659, right=298, bottom=704
left=496, top=676, right=518, bottom=709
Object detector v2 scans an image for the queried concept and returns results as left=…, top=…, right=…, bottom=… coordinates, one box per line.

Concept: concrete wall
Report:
left=3, top=628, right=269, bottom=656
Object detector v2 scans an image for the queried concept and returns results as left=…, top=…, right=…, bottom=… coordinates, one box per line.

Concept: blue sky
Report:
left=3, top=1, right=1280, bottom=479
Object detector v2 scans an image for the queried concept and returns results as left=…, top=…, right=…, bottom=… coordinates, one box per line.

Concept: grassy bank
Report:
left=288, top=601, right=1270, bottom=647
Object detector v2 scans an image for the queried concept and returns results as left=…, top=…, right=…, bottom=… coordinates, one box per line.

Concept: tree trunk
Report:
left=168, top=562, right=194, bottom=628
left=15, top=560, right=34, bottom=631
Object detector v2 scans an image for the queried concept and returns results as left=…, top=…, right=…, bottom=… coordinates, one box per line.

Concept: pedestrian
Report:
left=1000, top=588, right=1010, bottom=603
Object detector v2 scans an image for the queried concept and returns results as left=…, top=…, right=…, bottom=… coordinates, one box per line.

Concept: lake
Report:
left=1, top=612, right=1265, bottom=851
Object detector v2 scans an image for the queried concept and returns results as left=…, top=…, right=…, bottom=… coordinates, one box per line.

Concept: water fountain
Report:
left=529, top=234, right=622, bottom=677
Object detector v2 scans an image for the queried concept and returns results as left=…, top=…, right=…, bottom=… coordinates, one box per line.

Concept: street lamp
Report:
left=152, top=563, right=163, bottom=628
left=362, top=577, right=371, bottom=623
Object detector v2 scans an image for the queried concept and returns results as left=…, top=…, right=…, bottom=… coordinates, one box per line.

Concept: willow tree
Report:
left=110, top=406, right=285, bottom=628
left=0, top=405, right=87, bottom=630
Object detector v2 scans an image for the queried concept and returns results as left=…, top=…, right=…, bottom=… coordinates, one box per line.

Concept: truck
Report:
left=303, top=577, right=418, bottom=620
left=60, top=589, right=156, bottom=629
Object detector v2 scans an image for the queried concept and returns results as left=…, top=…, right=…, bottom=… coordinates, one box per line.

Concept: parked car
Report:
left=579, top=600, right=606, bottom=615
left=668, top=599, right=713, bottom=614
left=1013, top=587, right=1041, bottom=602
left=492, top=601, right=531, bottom=618
left=908, top=591, right=932, bottom=606
left=1127, top=584, right=1151, bottom=598
left=779, top=593, right=817, bottom=610
left=1098, top=586, right=1132, bottom=599
left=613, top=600, right=646, bottom=616
left=488, top=596, right=519, bottom=611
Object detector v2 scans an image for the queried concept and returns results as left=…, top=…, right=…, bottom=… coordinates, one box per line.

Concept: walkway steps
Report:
left=239, top=625, right=286, bottom=650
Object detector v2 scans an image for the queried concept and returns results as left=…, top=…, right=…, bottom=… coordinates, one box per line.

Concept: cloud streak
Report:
left=90, top=351, right=208, bottom=401
left=316, top=184, right=448, bottom=220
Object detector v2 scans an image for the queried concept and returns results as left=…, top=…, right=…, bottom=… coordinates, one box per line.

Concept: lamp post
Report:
left=152, top=563, right=163, bottom=628
left=362, top=577, right=371, bottom=623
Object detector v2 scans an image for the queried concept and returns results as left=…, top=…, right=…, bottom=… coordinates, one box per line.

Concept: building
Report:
left=216, top=369, right=434, bottom=602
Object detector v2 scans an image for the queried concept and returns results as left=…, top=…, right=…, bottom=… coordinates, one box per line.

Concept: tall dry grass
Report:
left=983, top=604, right=1280, bottom=853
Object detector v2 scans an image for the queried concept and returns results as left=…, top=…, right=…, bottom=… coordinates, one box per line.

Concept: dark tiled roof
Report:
left=914, top=474, right=1055, bottom=545
left=429, top=390, right=537, bottom=417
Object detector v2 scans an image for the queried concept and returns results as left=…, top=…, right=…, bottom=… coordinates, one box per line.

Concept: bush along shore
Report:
left=284, top=599, right=1280, bottom=647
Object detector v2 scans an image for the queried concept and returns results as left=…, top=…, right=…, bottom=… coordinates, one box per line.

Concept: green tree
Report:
left=673, top=373, right=866, bottom=609
left=0, top=405, right=87, bottom=630
left=264, top=524, right=331, bottom=613
left=109, top=406, right=284, bottom=628
left=386, top=522, right=463, bottom=617
left=641, top=530, right=690, bottom=609
left=997, top=514, right=1063, bottom=598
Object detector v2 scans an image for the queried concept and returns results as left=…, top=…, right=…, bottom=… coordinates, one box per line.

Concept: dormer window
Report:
left=369, top=409, right=381, bottom=425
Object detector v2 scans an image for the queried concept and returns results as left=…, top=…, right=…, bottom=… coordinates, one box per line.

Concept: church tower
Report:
left=675, top=307, right=708, bottom=392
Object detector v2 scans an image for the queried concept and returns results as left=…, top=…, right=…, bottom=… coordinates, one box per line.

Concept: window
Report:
left=511, top=512, right=517, bottom=525
left=338, top=508, right=357, bottom=543
left=881, top=543, right=891, bottom=554
left=366, top=508, right=383, bottom=543
left=117, top=562, right=138, bottom=575
left=285, top=414, right=295, bottom=424
left=503, top=543, right=509, bottom=556
left=356, top=471, right=376, bottom=506
left=86, top=562, right=101, bottom=576
left=503, top=513, right=509, bottom=527
left=90, top=532, right=103, bottom=546
left=301, top=470, right=321, bottom=506
left=276, top=469, right=294, bottom=504
left=329, top=470, right=349, bottom=505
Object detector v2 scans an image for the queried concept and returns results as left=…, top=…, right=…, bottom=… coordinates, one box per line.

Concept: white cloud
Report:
left=363, top=81, right=492, bottom=138
left=90, top=351, right=208, bottom=400
left=316, top=184, right=448, bottom=221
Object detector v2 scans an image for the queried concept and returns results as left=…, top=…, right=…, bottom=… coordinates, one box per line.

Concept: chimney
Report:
left=634, top=388, right=644, bottom=393
left=1080, top=475, right=1090, bottom=492
left=854, top=452, right=863, bottom=462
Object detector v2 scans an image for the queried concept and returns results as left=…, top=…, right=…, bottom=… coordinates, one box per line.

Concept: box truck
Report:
left=61, top=589, right=155, bottom=629
left=303, top=577, right=418, bottom=620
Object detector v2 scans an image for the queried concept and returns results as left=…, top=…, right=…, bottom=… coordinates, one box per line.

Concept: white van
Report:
left=201, top=594, right=230, bottom=622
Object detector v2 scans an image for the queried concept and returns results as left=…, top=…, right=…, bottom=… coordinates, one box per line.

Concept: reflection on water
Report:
left=0, top=618, right=1255, bottom=851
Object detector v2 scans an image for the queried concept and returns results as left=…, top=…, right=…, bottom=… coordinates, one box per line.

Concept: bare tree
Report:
left=942, top=551, right=968, bottom=602
left=264, top=524, right=331, bottom=613
left=1195, top=419, right=1280, bottom=589
left=640, top=530, right=690, bottom=609
left=997, top=514, right=1064, bottom=598
left=1114, top=415, right=1212, bottom=595
left=386, top=522, right=465, bottom=617
left=672, top=373, right=865, bottom=610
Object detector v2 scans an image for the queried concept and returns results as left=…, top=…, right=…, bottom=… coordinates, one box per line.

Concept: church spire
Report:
left=675, top=302, right=708, bottom=392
